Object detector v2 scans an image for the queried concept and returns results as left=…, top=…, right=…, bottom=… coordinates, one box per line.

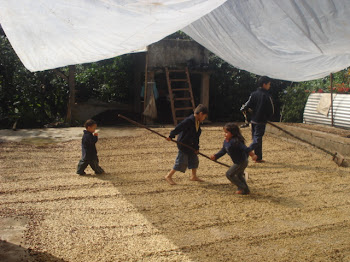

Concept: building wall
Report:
left=147, top=39, right=209, bottom=69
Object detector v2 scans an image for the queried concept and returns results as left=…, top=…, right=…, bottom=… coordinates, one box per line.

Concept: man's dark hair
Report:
left=84, top=119, right=97, bottom=128
left=257, top=76, right=271, bottom=87
left=194, top=104, right=209, bottom=115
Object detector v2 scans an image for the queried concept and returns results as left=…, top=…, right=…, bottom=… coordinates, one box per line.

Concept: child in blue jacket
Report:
left=211, top=123, right=257, bottom=195
left=76, top=119, right=105, bottom=175
left=165, top=104, right=208, bottom=185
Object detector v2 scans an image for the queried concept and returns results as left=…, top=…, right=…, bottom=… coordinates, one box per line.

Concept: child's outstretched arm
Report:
left=210, top=143, right=226, bottom=160
left=241, top=143, right=257, bottom=161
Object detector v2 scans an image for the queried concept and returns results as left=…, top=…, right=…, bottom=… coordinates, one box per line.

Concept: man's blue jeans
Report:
left=249, top=123, right=266, bottom=161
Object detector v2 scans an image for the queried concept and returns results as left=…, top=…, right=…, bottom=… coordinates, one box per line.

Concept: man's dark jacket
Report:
left=242, top=87, right=274, bottom=123
left=169, top=114, right=201, bottom=154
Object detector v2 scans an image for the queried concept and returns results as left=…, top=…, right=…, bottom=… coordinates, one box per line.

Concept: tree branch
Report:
left=53, top=69, right=68, bottom=82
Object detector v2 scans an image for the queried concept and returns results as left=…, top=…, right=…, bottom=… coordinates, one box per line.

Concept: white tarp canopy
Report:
left=183, top=0, right=350, bottom=81
left=1, top=0, right=350, bottom=81
left=0, top=0, right=226, bottom=71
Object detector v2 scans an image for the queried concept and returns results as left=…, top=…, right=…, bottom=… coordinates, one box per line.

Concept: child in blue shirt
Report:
left=210, top=123, right=257, bottom=195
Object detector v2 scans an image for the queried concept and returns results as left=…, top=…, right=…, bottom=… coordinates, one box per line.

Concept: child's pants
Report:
left=173, top=150, right=199, bottom=173
left=77, top=157, right=104, bottom=174
left=226, top=159, right=249, bottom=192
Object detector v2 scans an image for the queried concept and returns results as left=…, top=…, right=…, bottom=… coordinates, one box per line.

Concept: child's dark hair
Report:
left=84, top=119, right=97, bottom=129
left=194, top=104, right=209, bottom=115
left=257, top=76, right=271, bottom=87
left=224, top=123, right=245, bottom=143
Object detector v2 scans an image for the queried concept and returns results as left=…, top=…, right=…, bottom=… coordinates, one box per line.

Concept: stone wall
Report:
left=266, top=123, right=350, bottom=160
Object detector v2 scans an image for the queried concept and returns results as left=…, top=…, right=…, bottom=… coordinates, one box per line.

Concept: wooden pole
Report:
left=118, top=114, right=231, bottom=168
left=200, top=72, right=210, bottom=110
left=66, top=65, right=76, bottom=124
left=144, top=52, right=148, bottom=113
left=330, top=73, right=334, bottom=127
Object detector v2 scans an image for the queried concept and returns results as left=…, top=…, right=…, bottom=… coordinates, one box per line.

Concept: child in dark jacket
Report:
left=165, top=104, right=208, bottom=185
left=76, top=119, right=105, bottom=175
left=210, top=123, right=257, bottom=195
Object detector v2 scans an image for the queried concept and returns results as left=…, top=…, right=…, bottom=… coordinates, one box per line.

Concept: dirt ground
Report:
left=1, top=126, right=350, bottom=262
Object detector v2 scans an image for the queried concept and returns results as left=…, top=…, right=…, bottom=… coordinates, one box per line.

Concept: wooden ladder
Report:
left=165, top=67, right=196, bottom=125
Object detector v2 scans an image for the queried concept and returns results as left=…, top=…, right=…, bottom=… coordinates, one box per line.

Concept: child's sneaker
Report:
left=77, top=172, right=87, bottom=176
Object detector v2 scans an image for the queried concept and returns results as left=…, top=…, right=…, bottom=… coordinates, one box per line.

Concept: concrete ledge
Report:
left=266, top=123, right=350, bottom=159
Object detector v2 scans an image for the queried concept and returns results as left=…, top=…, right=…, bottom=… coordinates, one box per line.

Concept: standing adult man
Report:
left=240, top=76, right=274, bottom=163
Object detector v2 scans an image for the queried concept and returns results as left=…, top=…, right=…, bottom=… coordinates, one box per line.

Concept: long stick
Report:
left=118, top=114, right=230, bottom=168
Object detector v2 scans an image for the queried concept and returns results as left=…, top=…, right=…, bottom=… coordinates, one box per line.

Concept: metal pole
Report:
left=330, top=73, right=334, bottom=127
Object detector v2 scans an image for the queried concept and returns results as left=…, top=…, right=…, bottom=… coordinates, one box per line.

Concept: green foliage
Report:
left=279, top=85, right=309, bottom=123
left=0, top=34, right=68, bottom=128
left=75, top=55, right=134, bottom=103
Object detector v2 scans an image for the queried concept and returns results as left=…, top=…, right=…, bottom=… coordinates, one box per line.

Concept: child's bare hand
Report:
left=194, top=150, right=199, bottom=155
left=210, top=155, right=216, bottom=161
left=166, top=137, right=172, bottom=141
left=94, top=133, right=99, bottom=136
left=251, top=154, right=258, bottom=161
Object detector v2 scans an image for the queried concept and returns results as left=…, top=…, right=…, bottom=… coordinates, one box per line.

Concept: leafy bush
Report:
left=279, top=85, right=309, bottom=123
left=0, top=33, right=68, bottom=128
left=75, top=56, right=134, bottom=104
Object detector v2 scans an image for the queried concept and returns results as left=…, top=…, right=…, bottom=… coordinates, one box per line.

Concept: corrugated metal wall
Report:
left=304, top=93, right=350, bottom=129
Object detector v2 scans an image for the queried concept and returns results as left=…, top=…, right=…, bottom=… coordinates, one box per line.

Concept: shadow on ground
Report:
left=0, top=240, right=66, bottom=262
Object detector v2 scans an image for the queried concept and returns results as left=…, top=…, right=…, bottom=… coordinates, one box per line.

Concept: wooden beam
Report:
left=66, top=65, right=76, bottom=124
left=143, top=52, right=149, bottom=114
left=200, top=72, right=210, bottom=110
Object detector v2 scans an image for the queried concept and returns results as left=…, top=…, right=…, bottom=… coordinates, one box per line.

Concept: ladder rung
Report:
left=175, top=107, right=194, bottom=111
left=174, top=97, right=191, bottom=101
left=172, top=88, right=190, bottom=91
left=170, top=79, right=187, bottom=82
